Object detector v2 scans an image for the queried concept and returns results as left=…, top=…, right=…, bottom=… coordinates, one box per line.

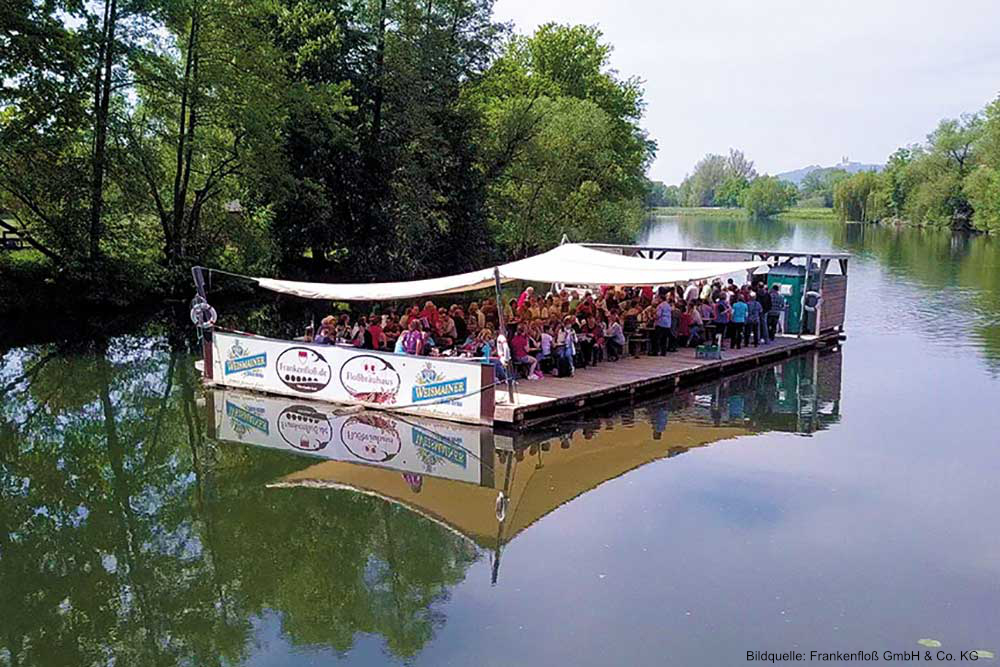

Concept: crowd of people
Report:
left=304, top=278, right=788, bottom=381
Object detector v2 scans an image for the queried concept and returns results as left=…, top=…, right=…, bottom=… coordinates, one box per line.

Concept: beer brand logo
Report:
left=225, top=400, right=269, bottom=437
left=413, top=427, right=468, bottom=468
left=412, top=363, right=466, bottom=403
left=341, top=414, right=402, bottom=462
left=340, top=355, right=401, bottom=404
left=277, top=347, right=332, bottom=393
left=277, top=405, right=333, bottom=452
left=225, top=341, right=266, bottom=376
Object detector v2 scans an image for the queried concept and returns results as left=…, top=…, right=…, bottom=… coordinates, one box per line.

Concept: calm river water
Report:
left=1, top=216, right=998, bottom=666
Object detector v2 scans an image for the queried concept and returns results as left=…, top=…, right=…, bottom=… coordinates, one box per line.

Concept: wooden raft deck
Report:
left=494, top=333, right=840, bottom=427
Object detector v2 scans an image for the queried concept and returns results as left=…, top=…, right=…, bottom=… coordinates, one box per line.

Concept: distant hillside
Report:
left=776, top=159, right=882, bottom=185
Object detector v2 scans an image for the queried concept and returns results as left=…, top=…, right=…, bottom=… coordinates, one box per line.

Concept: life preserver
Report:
left=496, top=491, right=508, bottom=522
left=802, top=290, right=822, bottom=312
left=190, top=301, right=217, bottom=329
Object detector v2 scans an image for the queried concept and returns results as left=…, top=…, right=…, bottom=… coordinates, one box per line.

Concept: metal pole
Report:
left=493, top=267, right=515, bottom=403
left=191, top=266, right=214, bottom=380
left=816, top=258, right=829, bottom=335
left=799, top=255, right=813, bottom=337
left=492, top=451, right=516, bottom=586
left=192, top=266, right=207, bottom=300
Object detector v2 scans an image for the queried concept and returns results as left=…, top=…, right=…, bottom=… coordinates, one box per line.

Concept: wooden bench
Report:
left=627, top=334, right=649, bottom=357
left=514, top=359, right=535, bottom=378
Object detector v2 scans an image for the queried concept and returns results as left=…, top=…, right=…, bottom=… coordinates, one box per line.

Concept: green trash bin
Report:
left=767, top=262, right=820, bottom=334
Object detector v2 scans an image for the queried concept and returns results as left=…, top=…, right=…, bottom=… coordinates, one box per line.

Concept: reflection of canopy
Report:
left=255, top=243, right=767, bottom=301
left=270, top=419, right=751, bottom=549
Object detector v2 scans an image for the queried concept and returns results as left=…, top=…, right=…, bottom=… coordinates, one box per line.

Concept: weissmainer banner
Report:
left=207, top=387, right=495, bottom=487
left=208, top=331, right=495, bottom=425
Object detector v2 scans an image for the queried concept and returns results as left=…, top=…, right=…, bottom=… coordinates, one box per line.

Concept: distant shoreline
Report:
left=649, top=206, right=836, bottom=221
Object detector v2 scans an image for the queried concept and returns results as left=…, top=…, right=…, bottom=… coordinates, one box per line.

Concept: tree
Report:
left=879, top=148, right=916, bottom=217
left=833, top=171, right=884, bottom=222
left=799, top=168, right=849, bottom=207
left=266, top=0, right=505, bottom=280
left=880, top=113, right=984, bottom=229
left=644, top=180, right=681, bottom=207
left=681, top=153, right=727, bottom=206
left=963, top=96, right=1000, bottom=233
left=0, top=0, right=89, bottom=262
left=680, top=148, right=756, bottom=207
left=473, top=23, right=654, bottom=256
left=715, top=175, right=750, bottom=208
left=120, top=0, right=290, bottom=273
left=726, top=148, right=757, bottom=181
left=743, top=176, right=796, bottom=219
left=964, top=166, right=1000, bottom=233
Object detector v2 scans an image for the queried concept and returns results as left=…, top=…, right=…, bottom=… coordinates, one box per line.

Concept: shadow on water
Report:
left=0, top=318, right=842, bottom=664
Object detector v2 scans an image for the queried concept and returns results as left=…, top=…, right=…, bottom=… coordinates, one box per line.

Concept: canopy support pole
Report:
left=192, top=266, right=208, bottom=300
left=494, top=268, right=515, bottom=404
left=191, top=266, right=214, bottom=380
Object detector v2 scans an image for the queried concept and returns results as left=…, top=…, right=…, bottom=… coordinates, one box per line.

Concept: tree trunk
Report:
left=89, top=0, right=119, bottom=262
left=169, top=4, right=199, bottom=263
left=371, top=0, right=387, bottom=144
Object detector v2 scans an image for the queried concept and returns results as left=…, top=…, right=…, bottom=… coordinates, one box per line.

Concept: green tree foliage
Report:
left=963, top=98, right=1000, bottom=233
left=120, top=0, right=291, bottom=275
left=715, top=175, right=750, bottom=208
left=679, top=148, right=756, bottom=207
left=824, top=99, right=1000, bottom=233
left=798, top=168, right=849, bottom=207
left=833, top=171, right=884, bottom=222
left=964, top=167, right=1000, bottom=233
left=471, top=23, right=655, bottom=257
left=644, top=180, right=680, bottom=207
left=265, top=0, right=506, bottom=280
left=0, top=3, right=657, bottom=308
left=743, top=176, right=796, bottom=219
left=681, top=153, right=728, bottom=206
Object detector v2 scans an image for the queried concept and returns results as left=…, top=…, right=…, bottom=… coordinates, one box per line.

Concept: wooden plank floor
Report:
left=494, top=333, right=838, bottom=427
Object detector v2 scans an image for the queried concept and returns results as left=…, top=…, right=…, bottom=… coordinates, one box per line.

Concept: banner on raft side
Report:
left=209, top=331, right=495, bottom=425
left=209, top=388, right=494, bottom=487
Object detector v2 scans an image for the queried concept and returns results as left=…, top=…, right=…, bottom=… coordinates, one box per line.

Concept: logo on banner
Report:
left=277, top=347, right=332, bottom=393
left=341, top=414, right=403, bottom=463
left=413, top=427, right=468, bottom=469
left=340, top=355, right=401, bottom=404
left=225, top=400, right=269, bottom=437
left=225, top=341, right=266, bottom=377
left=278, top=405, right=334, bottom=452
left=411, top=363, right=467, bottom=403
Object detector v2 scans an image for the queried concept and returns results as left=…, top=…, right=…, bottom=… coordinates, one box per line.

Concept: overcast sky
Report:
left=493, top=0, right=1000, bottom=184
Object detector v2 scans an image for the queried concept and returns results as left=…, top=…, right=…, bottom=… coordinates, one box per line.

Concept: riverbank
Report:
left=651, top=206, right=837, bottom=221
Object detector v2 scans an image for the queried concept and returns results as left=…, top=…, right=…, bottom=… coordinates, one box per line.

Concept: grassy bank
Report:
left=651, top=206, right=837, bottom=221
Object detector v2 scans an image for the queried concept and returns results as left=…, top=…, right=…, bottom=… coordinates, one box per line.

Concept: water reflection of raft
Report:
left=207, top=387, right=495, bottom=487
left=208, top=349, right=844, bottom=582
left=271, top=411, right=751, bottom=549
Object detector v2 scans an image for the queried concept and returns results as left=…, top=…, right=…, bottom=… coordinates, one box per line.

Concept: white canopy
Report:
left=255, top=243, right=767, bottom=301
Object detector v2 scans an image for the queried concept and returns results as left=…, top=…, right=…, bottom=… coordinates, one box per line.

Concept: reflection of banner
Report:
left=210, top=331, right=493, bottom=424
left=209, top=388, right=492, bottom=486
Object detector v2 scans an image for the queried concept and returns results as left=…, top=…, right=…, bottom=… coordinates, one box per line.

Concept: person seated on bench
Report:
left=582, top=316, right=605, bottom=366
left=537, top=323, right=555, bottom=373
left=687, top=302, right=705, bottom=347
left=606, top=313, right=625, bottom=361
left=511, top=324, right=540, bottom=380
